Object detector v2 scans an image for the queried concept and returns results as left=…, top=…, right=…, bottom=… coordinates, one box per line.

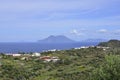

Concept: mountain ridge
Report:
left=38, top=35, right=76, bottom=43
left=81, top=38, right=108, bottom=42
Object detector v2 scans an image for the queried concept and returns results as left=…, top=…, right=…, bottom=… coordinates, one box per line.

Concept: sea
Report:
left=0, top=42, right=99, bottom=53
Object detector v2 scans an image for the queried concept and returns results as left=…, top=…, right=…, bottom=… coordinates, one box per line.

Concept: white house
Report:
left=74, top=47, right=81, bottom=49
left=40, top=56, right=60, bottom=62
left=32, top=52, right=41, bottom=57
left=12, top=54, right=22, bottom=57
left=52, top=57, right=60, bottom=62
left=80, top=46, right=89, bottom=49
left=48, top=49, right=57, bottom=52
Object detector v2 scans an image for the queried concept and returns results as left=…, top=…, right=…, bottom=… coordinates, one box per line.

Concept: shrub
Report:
left=90, top=55, right=120, bottom=80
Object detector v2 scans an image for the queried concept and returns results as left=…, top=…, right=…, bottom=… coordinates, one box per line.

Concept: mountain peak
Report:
left=48, top=35, right=67, bottom=38
left=38, top=35, right=75, bottom=43
left=48, top=35, right=55, bottom=37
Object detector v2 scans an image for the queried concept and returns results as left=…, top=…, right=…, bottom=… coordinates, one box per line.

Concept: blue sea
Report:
left=0, top=42, right=99, bottom=53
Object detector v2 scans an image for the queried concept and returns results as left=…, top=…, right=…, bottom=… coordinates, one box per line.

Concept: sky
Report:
left=0, top=0, right=120, bottom=42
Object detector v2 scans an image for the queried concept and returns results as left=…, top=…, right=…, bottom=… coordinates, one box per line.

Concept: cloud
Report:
left=0, top=0, right=120, bottom=25
left=98, top=29, right=108, bottom=33
left=70, top=29, right=85, bottom=36
left=97, top=29, right=120, bottom=37
left=0, top=0, right=118, bottom=13
left=0, top=0, right=105, bottom=9
left=0, top=0, right=99, bottom=13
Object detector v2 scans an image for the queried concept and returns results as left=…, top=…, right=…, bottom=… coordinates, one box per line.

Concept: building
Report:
left=32, top=52, right=41, bottom=57
left=40, top=56, right=60, bottom=62
left=12, top=54, right=22, bottom=57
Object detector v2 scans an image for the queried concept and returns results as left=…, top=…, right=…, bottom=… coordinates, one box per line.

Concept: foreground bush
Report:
left=90, top=55, right=120, bottom=80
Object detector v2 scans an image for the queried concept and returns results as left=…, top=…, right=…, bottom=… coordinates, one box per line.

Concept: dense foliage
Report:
left=0, top=46, right=120, bottom=80
left=90, top=55, right=120, bottom=80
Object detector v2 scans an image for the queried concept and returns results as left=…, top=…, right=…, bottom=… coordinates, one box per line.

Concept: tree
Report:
left=90, top=55, right=120, bottom=80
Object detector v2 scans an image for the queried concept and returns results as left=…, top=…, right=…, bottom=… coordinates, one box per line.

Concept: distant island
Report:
left=82, top=39, right=108, bottom=43
left=38, top=35, right=76, bottom=43
left=38, top=35, right=108, bottom=44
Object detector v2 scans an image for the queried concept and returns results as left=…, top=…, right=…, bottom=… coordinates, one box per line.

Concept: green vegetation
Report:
left=90, top=55, right=120, bottom=80
left=98, top=40, right=120, bottom=47
left=0, top=41, right=120, bottom=80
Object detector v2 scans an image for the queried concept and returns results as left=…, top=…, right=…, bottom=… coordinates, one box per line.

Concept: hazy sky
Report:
left=0, top=0, right=120, bottom=42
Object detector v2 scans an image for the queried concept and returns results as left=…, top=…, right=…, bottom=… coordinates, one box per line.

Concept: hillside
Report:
left=98, top=39, right=120, bottom=47
left=0, top=46, right=120, bottom=80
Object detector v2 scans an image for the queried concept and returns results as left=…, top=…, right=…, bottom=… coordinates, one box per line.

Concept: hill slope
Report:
left=98, top=39, right=120, bottom=47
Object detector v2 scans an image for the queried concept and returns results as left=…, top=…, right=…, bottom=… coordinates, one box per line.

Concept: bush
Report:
left=90, top=55, right=120, bottom=80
